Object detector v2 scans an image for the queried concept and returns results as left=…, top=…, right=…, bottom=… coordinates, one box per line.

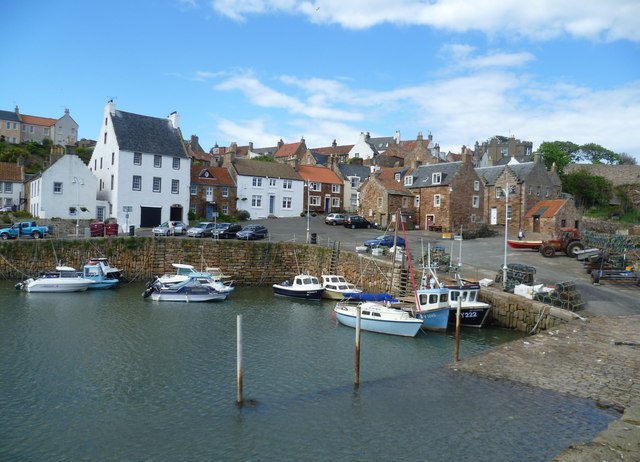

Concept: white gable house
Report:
left=27, top=154, right=99, bottom=224
left=89, top=101, right=191, bottom=231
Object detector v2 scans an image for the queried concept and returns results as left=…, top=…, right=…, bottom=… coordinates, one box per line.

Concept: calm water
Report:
left=0, top=281, right=617, bottom=461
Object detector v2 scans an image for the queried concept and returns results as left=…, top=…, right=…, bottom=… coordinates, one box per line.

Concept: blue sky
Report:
left=4, top=0, right=640, bottom=160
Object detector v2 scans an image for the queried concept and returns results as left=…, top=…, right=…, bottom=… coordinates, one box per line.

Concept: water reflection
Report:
left=0, top=282, right=616, bottom=461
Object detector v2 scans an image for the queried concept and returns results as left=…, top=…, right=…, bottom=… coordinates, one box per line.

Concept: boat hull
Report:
left=24, top=280, right=93, bottom=293
left=417, top=306, right=450, bottom=332
left=272, top=285, right=324, bottom=300
left=507, top=239, right=542, bottom=250
left=150, top=291, right=227, bottom=302
left=334, top=310, right=422, bottom=337
left=448, top=305, right=491, bottom=328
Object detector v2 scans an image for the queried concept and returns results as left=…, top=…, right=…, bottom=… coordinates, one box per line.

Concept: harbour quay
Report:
left=452, top=315, right=640, bottom=461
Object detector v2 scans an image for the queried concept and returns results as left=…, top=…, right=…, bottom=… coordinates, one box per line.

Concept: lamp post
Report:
left=72, top=176, right=84, bottom=239
left=502, top=182, right=509, bottom=288
left=306, top=182, right=311, bottom=243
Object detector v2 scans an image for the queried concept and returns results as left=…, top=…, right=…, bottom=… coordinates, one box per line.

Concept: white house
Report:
left=226, top=156, right=305, bottom=219
left=348, top=131, right=399, bottom=160
left=53, top=108, right=79, bottom=146
left=27, top=154, right=99, bottom=226
left=88, top=101, right=191, bottom=231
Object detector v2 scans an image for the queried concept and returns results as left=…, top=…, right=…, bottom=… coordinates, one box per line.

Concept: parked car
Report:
left=212, top=222, right=243, bottom=239
left=186, top=222, right=217, bottom=238
left=236, top=224, right=269, bottom=240
left=343, top=215, right=373, bottom=229
left=324, top=213, right=346, bottom=226
left=364, top=235, right=406, bottom=248
left=152, top=221, right=188, bottom=236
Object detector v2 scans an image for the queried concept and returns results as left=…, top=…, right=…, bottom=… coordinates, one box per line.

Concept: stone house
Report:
left=348, top=131, right=400, bottom=161
left=189, top=164, right=236, bottom=219
left=477, top=153, right=561, bottom=232
left=273, top=138, right=308, bottom=163
left=524, top=199, right=581, bottom=236
left=407, top=153, right=484, bottom=232
left=310, top=139, right=353, bottom=164
left=0, top=161, right=25, bottom=210
left=475, top=135, right=533, bottom=167
left=358, top=166, right=417, bottom=230
left=297, top=164, right=344, bottom=214
left=334, top=160, right=371, bottom=213
left=375, top=132, right=442, bottom=168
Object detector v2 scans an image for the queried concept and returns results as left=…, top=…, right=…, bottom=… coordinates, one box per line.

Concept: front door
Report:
left=490, top=207, right=498, bottom=225
left=324, top=196, right=330, bottom=213
left=533, top=216, right=540, bottom=233
left=269, top=195, right=275, bottom=215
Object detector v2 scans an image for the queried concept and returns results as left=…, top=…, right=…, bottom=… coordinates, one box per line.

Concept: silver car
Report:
left=325, top=213, right=346, bottom=225
left=152, top=221, right=188, bottom=236
left=187, top=222, right=216, bottom=238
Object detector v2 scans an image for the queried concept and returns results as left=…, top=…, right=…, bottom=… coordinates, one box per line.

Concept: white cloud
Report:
left=208, top=0, right=640, bottom=42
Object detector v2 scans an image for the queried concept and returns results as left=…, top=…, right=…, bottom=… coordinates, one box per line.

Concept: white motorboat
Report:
left=273, top=274, right=324, bottom=300
left=82, top=258, right=121, bottom=289
left=143, top=274, right=227, bottom=302
left=157, top=263, right=234, bottom=296
left=321, top=274, right=362, bottom=300
left=16, top=266, right=95, bottom=293
left=334, top=301, right=423, bottom=337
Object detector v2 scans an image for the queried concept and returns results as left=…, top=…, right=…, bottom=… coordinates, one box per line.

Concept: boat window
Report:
left=419, top=294, right=428, bottom=304
left=311, top=277, right=319, bottom=284
left=469, top=291, right=477, bottom=301
left=337, top=277, right=346, bottom=283
left=373, top=313, right=381, bottom=317
left=327, top=285, right=336, bottom=290
left=462, top=291, right=469, bottom=301
left=450, top=291, right=459, bottom=301
left=302, top=278, right=312, bottom=285
left=296, top=279, right=303, bottom=285
left=429, top=294, right=438, bottom=304
left=440, top=293, right=449, bottom=302
left=331, top=277, right=339, bottom=282
left=363, top=311, right=371, bottom=316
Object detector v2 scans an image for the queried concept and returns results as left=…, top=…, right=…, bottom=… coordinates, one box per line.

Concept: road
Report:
left=148, top=216, right=640, bottom=317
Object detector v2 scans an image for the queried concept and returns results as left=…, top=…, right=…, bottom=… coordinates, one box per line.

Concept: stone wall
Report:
left=0, top=237, right=574, bottom=333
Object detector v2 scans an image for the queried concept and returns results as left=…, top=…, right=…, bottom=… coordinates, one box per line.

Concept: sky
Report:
left=3, top=0, right=640, bottom=161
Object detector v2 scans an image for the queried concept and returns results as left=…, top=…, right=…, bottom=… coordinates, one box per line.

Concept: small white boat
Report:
left=273, top=274, right=324, bottom=300
left=334, top=301, right=423, bottom=337
left=321, top=274, right=362, bottom=300
left=445, top=283, right=491, bottom=328
left=143, top=274, right=227, bottom=302
left=16, top=266, right=95, bottom=293
left=157, top=263, right=234, bottom=296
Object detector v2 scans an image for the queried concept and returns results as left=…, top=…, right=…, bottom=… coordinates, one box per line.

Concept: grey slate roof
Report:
left=476, top=165, right=504, bottom=185
left=508, top=162, right=535, bottom=182
left=0, top=110, right=20, bottom=122
left=338, top=163, right=371, bottom=180
left=233, top=158, right=303, bottom=181
left=111, top=110, right=187, bottom=157
left=406, top=162, right=462, bottom=188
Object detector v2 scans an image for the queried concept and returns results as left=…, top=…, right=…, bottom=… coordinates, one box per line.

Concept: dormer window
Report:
left=404, top=176, right=413, bottom=186
left=394, top=173, right=401, bottom=182
left=432, top=172, right=442, bottom=184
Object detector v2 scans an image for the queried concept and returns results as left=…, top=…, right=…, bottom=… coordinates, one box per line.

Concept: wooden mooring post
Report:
left=237, top=314, right=243, bottom=406
left=454, top=297, right=462, bottom=362
left=354, top=304, right=361, bottom=388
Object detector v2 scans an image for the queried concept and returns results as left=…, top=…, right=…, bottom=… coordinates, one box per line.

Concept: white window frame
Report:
left=404, top=176, right=413, bottom=186
left=377, top=197, right=383, bottom=208
left=434, top=194, right=441, bottom=207
left=309, top=182, right=321, bottom=192
left=331, top=197, right=340, bottom=208
left=53, top=182, right=63, bottom=194
left=269, top=178, right=277, bottom=187
left=252, top=177, right=263, bottom=187
left=171, top=179, right=179, bottom=194
left=134, top=152, right=142, bottom=165
left=310, top=195, right=320, bottom=206
left=331, top=184, right=340, bottom=193
left=474, top=180, right=480, bottom=191
left=172, top=157, right=180, bottom=170
left=222, top=186, right=229, bottom=197
left=496, top=187, right=504, bottom=198
left=153, top=177, right=161, bottom=193
left=414, top=196, right=420, bottom=207
left=472, top=195, right=479, bottom=208
left=282, top=196, right=292, bottom=209
left=154, top=155, right=162, bottom=168
left=190, top=185, right=197, bottom=195
left=432, top=172, right=442, bottom=184
left=132, top=176, right=142, bottom=191
left=251, top=195, right=262, bottom=207
left=283, top=179, right=292, bottom=190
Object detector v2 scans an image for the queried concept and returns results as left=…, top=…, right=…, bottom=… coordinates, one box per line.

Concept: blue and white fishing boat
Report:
left=273, top=274, right=324, bottom=300
left=413, top=286, right=451, bottom=332
left=81, top=258, right=120, bottom=289
left=143, top=274, right=228, bottom=302
left=445, top=282, right=491, bottom=328
left=334, top=300, right=423, bottom=337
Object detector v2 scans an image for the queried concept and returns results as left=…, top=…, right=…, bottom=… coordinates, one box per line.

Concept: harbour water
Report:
left=0, top=281, right=618, bottom=461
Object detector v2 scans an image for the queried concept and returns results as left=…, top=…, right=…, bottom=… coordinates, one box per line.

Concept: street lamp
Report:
left=72, top=176, right=84, bottom=238
left=502, top=182, right=509, bottom=288
left=306, top=181, right=311, bottom=243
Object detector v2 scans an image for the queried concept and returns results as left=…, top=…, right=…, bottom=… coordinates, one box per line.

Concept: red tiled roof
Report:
left=20, top=114, right=56, bottom=127
left=297, top=165, right=342, bottom=184
left=525, top=199, right=568, bottom=218
left=0, top=162, right=23, bottom=181
left=190, top=165, right=235, bottom=185
left=274, top=142, right=302, bottom=158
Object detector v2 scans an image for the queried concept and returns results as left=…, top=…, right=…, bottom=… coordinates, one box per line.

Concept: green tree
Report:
left=563, top=169, right=613, bottom=208
left=617, top=152, right=637, bottom=165
left=577, top=143, right=619, bottom=164
left=252, top=155, right=275, bottom=162
left=537, top=141, right=577, bottom=174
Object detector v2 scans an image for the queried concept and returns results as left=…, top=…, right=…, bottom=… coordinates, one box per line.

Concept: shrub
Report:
left=236, top=210, right=250, bottom=221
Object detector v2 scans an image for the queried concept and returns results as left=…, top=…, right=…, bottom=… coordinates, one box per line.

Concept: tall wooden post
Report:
left=354, top=304, right=361, bottom=388
left=237, top=314, right=243, bottom=405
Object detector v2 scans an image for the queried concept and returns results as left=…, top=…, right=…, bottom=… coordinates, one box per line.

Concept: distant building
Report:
left=0, top=106, right=78, bottom=146
left=475, top=135, right=533, bottom=167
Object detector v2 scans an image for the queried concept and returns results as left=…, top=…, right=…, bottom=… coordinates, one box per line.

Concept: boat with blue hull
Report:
left=273, top=274, right=324, bottom=300
left=81, top=258, right=120, bottom=289
left=445, top=283, right=491, bottom=328
left=414, top=286, right=451, bottom=332
left=334, top=301, right=423, bottom=337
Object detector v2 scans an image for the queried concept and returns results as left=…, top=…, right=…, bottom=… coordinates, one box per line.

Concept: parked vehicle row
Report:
left=151, top=221, right=268, bottom=241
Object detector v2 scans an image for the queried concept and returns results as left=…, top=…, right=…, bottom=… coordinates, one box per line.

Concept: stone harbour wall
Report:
left=0, top=237, right=574, bottom=333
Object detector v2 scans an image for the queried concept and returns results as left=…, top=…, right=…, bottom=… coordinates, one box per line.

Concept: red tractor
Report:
left=539, top=228, right=584, bottom=258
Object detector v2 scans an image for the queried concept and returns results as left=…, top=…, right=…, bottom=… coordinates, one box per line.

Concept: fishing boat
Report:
left=507, top=239, right=542, bottom=250
left=272, top=274, right=324, bottom=300
left=321, top=274, right=362, bottom=300
left=333, top=301, right=423, bottom=337
left=413, top=286, right=451, bottom=332
left=143, top=274, right=228, bottom=302
left=16, top=266, right=95, bottom=293
left=445, top=283, right=491, bottom=328
left=81, top=258, right=120, bottom=289
left=157, top=263, right=234, bottom=296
